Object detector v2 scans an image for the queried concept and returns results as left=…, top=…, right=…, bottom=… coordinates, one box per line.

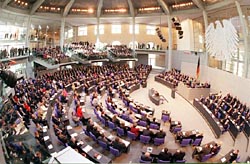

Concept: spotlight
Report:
left=0, top=70, right=17, bottom=88
left=174, top=22, right=180, bottom=26
left=176, top=26, right=182, bottom=31
left=178, top=31, right=183, bottom=35
left=162, top=38, right=166, bottom=42
left=179, top=36, right=183, bottom=39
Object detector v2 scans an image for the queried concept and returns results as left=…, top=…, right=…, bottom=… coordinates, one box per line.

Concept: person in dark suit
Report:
left=86, top=119, right=94, bottom=132
left=229, top=150, right=239, bottom=163
left=173, top=149, right=185, bottom=162
left=112, top=115, right=120, bottom=127
left=158, top=148, right=172, bottom=161
left=142, top=125, right=154, bottom=138
left=111, top=137, right=126, bottom=153
left=92, top=126, right=101, bottom=138
left=141, top=152, right=153, bottom=162
left=155, top=129, right=166, bottom=138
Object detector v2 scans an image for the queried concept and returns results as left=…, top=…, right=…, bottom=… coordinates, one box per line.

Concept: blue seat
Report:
left=149, top=123, right=159, bottom=130
left=138, top=120, right=147, bottom=127
left=100, top=117, right=107, bottom=126
left=108, top=121, right=116, bottom=130
left=172, top=127, right=182, bottom=133
left=180, top=139, right=192, bottom=147
left=140, top=135, right=151, bottom=144
left=140, top=158, right=152, bottom=163
left=89, top=132, right=97, bottom=142
left=117, top=127, right=125, bottom=137
left=176, top=159, right=186, bottom=163
left=109, top=146, right=121, bottom=157
left=127, top=131, right=137, bottom=140
left=83, top=128, right=90, bottom=136
left=157, top=159, right=171, bottom=163
left=154, top=137, right=165, bottom=146
left=192, top=138, right=202, bottom=146
left=98, top=140, right=108, bottom=150
left=199, top=153, right=212, bottom=162
left=161, top=114, right=170, bottom=123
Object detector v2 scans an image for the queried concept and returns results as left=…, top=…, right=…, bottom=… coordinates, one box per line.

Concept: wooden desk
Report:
left=193, top=99, right=223, bottom=138
left=217, top=149, right=234, bottom=163
left=141, top=146, right=177, bottom=157
left=154, top=76, right=175, bottom=89
left=148, top=88, right=160, bottom=106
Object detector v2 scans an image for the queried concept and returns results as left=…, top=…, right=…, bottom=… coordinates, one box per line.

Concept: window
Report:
left=112, top=24, right=121, bottom=34
left=94, top=25, right=104, bottom=35
left=78, top=26, right=87, bottom=36
left=68, top=29, right=73, bottom=38
left=146, top=25, right=156, bottom=35
left=129, top=24, right=139, bottom=34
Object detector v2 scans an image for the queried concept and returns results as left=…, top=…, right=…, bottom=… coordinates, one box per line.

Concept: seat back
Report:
left=110, top=146, right=120, bottom=157
left=172, top=127, right=182, bottom=133
left=117, top=127, right=125, bottom=136
left=140, top=135, right=151, bottom=144
left=180, top=138, right=192, bottom=147
left=200, top=153, right=212, bottom=162
left=149, top=123, right=159, bottom=130
left=161, top=114, right=170, bottom=123
left=83, top=128, right=90, bottom=136
left=140, top=159, right=152, bottom=163
left=157, top=159, right=171, bottom=163
left=108, top=121, right=116, bottom=130
left=98, top=140, right=108, bottom=150
left=100, top=117, right=106, bottom=126
left=138, top=120, right=147, bottom=127
left=176, top=159, right=186, bottom=163
left=192, top=138, right=202, bottom=146
left=89, top=132, right=97, bottom=141
left=154, top=137, right=165, bottom=146
left=127, top=131, right=136, bottom=140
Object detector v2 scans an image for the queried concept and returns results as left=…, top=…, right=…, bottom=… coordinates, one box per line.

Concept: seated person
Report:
left=229, top=149, right=239, bottom=163
left=155, top=129, right=166, bottom=138
left=173, top=149, right=185, bottom=162
left=197, top=144, right=211, bottom=160
left=97, top=133, right=111, bottom=146
left=86, top=119, right=94, bottom=132
left=142, top=125, right=154, bottom=138
left=210, top=143, right=221, bottom=156
left=92, top=126, right=101, bottom=138
left=111, top=137, right=126, bottom=153
left=141, top=152, right=153, bottom=162
left=158, top=148, right=172, bottom=161
left=119, top=122, right=128, bottom=135
left=112, top=114, right=120, bottom=127
left=130, top=123, right=140, bottom=137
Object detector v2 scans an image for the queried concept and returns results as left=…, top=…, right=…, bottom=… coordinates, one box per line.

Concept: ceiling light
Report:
left=88, top=8, right=94, bottom=13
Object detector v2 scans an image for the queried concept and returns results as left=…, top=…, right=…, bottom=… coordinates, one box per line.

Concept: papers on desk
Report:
left=67, top=126, right=73, bottom=130
left=43, top=128, right=47, bottom=132
left=147, top=147, right=153, bottom=153
left=96, top=154, right=102, bottom=160
left=83, top=145, right=92, bottom=153
left=44, top=136, right=49, bottom=141
left=48, top=144, right=53, bottom=149
left=50, top=152, right=57, bottom=157
left=221, top=157, right=227, bottom=163
left=197, top=147, right=202, bottom=152
left=108, top=135, right=114, bottom=140
left=77, top=141, right=84, bottom=146
left=123, top=140, right=130, bottom=147
left=71, top=133, right=78, bottom=138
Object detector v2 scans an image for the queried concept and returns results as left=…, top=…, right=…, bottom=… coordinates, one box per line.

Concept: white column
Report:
left=132, top=17, right=135, bottom=51
left=96, top=17, right=100, bottom=44
left=60, top=17, right=65, bottom=51
left=167, top=15, right=173, bottom=70
left=203, top=10, right=209, bottom=66
left=25, top=16, right=31, bottom=48
left=235, top=0, right=249, bottom=78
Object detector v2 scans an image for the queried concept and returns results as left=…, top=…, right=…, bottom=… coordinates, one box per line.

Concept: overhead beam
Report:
left=205, top=0, right=235, bottom=11
left=30, top=0, right=45, bottom=15
left=97, top=0, right=103, bottom=18
left=192, top=0, right=205, bottom=10
left=63, top=0, right=75, bottom=17
left=157, top=0, right=171, bottom=14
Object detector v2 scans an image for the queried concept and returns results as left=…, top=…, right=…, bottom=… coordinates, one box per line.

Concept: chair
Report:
left=198, top=153, right=212, bottom=162
left=180, top=139, right=192, bottom=147
left=140, top=135, right=151, bottom=144
left=172, top=127, right=182, bottom=133
left=117, top=127, right=125, bottom=137
left=121, top=114, right=129, bottom=121
left=175, top=159, right=186, bottom=163
left=98, top=140, right=108, bottom=150
left=192, top=138, right=202, bottom=146
left=83, top=128, right=90, bottom=136
left=149, top=123, right=159, bottom=130
left=109, top=146, right=121, bottom=157
left=161, top=114, right=170, bottom=123
left=100, top=117, right=107, bottom=126
left=127, top=131, right=137, bottom=140
left=138, top=120, right=147, bottom=127
left=157, top=159, right=171, bottom=163
left=154, top=138, right=165, bottom=146
left=108, top=121, right=116, bottom=130
left=140, top=159, right=152, bottom=163
left=89, top=132, right=97, bottom=142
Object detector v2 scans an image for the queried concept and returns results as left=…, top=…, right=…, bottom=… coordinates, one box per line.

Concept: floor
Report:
left=46, top=70, right=250, bottom=163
